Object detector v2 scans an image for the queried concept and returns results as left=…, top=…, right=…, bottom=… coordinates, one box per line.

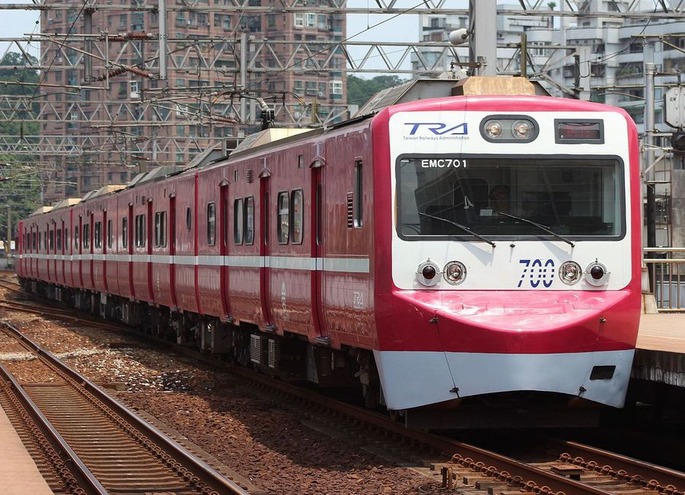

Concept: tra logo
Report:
left=404, top=122, right=468, bottom=136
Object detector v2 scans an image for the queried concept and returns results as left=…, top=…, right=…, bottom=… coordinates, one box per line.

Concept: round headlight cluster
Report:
left=559, top=261, right=582, bottom=285
left=558, top=260, right=610, bottom=287
left=416, top=260, right=468, bottom=287
left=416, top=260, right=441, bottom=287
left=585, top=261, right=610, bottom=287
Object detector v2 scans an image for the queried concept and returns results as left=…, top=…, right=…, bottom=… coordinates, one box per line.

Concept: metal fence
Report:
left=644, top=247, right=685, bottom=312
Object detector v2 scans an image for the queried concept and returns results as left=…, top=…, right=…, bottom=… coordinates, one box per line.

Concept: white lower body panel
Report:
left=373, top=349, right=635, bottom=410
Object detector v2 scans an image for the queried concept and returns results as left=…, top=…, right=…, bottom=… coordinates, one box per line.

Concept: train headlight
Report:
left=513, top=120, right=534, bottom=139
left=480, top=116, right=539, bottom=143
left=417, top=260, right=441, bottom=287
left=584, top=261, right=610, bottom=287
left=558, top=261, right=582, bottom=285
left=483, top=120, right=503, bottom=139
left=443, top=261, right=467, bottom=285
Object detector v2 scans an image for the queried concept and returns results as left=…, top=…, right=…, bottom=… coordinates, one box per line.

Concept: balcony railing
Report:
left=644, top=247, right=685, bottom=312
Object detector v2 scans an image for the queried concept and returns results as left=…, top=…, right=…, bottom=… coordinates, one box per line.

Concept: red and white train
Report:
left=16, top=77, right=642, bottom=428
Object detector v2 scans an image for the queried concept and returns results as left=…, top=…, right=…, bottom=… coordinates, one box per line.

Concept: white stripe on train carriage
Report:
left=21, top=253, right=371, bottom=274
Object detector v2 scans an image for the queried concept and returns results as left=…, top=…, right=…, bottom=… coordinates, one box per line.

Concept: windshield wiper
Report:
left=497, top=211, right=575, bottom=247
left=419, top=211, right=496, bottom=247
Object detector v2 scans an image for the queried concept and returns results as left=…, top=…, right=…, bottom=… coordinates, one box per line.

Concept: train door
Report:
left=310, top=154, right=326, bottom=340
left=169, top=193, right=178, bottom=309
left=219, top=181, right=230, bottom=319
left=127, top=203, right=135, bottom=299
left=147, top=199, right=154, bottom=302
left=102, top=210, right=109, bottom=293
left=259, top=169, right=274, bottom=328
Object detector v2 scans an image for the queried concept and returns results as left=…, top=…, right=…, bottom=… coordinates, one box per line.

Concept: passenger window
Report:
left=207, top=202, right=216, bottom=246
left=291, top=189, right=303, bottom=244
left=234, top=198, right=244, bottom=244
left=277, top=192, right=289, bottom=244
left=155, top=211, right=167, bottom=247
left=122, top=217, right=128, bottom=249
left=245, top=196, right=255, bottom=245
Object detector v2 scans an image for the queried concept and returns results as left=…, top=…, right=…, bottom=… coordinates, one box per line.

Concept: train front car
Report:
left=373, top=91, right=642, bottom=428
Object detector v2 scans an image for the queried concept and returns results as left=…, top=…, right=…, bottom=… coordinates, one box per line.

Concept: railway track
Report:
left=2, top=273, right=685, bottom=494
left=0, top=319, right=249, bottom=495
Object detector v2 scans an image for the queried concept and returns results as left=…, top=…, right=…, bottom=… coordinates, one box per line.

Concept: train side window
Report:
left=64, top=228, right=69, bottom=251
left=207, top=202, right=216, bottom=246
left=186, top=207, right=192, bottom=231
left=83, top=224, right=90, bottom=249
left=277, top=191, right=289, bottom=244
left=291, top=189, right=303, bottom=244
left=49, top=229, right=54, bottom=251
left=107, top=220, right=113, bottom=249
left=245, top=196, right=255, bottom=245
left=135, top=214, right=146, bottom=248
left=122, top=217, right=128, bottom=249
left=74, top=226, right=79, bottom=250
left=154, top=211, right=167, bottom=247
left=56, top=228, right=62, bottom=250
left=353, top=159, right=363, bottom=228
left=94, top=221, right=102, bottom=249
left=234, top=198, right=244, bottom=244
left=32, top=231, right=36, bottom=251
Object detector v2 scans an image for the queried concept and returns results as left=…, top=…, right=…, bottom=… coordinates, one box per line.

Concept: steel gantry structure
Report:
left=1, top=0, right=685, bottom=202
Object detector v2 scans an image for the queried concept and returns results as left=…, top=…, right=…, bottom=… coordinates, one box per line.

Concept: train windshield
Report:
left=396, top=156, right=624, bottom=240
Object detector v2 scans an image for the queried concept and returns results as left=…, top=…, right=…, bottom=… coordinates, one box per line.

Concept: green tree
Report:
left=0, top=52, right=43, bottom=233
left=0, top=52, right=40, bottom=137
left=347, top=75, right=407, bottom=108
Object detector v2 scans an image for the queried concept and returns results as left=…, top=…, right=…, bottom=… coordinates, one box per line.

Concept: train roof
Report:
left=354, top=76, right=547, bottom=117
left=29, top=205, right=53, bottom=217
left=128, top=165, right=187, bottom=188
left=231, top=127, right=314, bottom=154
left=51, top=198, right=82, bottom=210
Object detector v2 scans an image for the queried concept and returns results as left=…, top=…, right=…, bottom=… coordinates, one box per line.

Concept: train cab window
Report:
left=234, top=198, right=244, bottom=244
left=245, top=196, right=255, bottom=245
left=397, top=156, right=624, bottom=239
left=122, top=217, right=128, bottom=249
left=277, top=191, right=289, bottom=244
left=94, top=221, right=102, bottom=249
left=207, top=202, right=216, bottom=246
left=134, top=214, right=146, bottom=248
left=154, top=211, right=167, bottom=247
left=291, top=189, right=303, bottom=244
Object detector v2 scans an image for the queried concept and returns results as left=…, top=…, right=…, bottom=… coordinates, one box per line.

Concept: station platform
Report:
left=0, top=405, right=54, bottom=494
left=633, top=312, right=685, bottom=388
